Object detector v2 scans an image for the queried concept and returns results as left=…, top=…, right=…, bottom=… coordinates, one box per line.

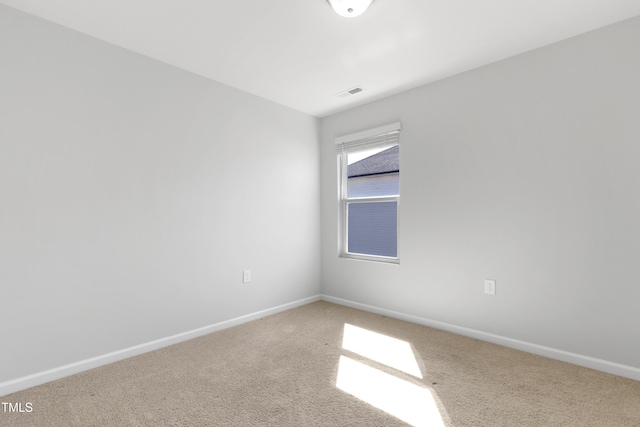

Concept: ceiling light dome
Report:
left=328, top=0, right=374, bottom=18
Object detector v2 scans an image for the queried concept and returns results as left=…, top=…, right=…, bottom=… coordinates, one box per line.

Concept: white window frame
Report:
left=336, top=122, right=401, bottom=264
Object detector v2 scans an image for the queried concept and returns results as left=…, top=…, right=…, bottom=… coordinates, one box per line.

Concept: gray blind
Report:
left=347, top=201, right=398, bottom=258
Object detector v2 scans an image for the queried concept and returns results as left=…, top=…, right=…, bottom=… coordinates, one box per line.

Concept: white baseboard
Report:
left=0, top=294, right=322, bottom=397
left=321, top=294, right=640, bottom=382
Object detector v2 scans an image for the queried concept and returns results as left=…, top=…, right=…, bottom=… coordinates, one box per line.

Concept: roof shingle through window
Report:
left=347, top=145, right=399, bottom=178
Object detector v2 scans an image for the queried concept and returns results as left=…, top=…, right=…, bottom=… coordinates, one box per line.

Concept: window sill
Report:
left=339, top=253, right=400, bottom=265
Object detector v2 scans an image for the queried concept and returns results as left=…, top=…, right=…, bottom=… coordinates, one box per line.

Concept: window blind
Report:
left=335, top=122, right=401, bottom=153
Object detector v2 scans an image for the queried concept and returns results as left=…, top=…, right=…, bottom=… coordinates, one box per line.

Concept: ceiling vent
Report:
left=334, top=86, right=365, bottom=98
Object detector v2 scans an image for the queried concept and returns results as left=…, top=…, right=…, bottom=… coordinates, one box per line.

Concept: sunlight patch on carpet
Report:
left=336, top=355, right=445, bottom=427
left=342, top=323, right=422, bottom=378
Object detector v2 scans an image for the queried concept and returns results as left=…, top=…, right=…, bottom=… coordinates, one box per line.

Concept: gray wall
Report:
left=321, top=16, right=640, bottom=370
left=0, top=5, right=320, bottom=383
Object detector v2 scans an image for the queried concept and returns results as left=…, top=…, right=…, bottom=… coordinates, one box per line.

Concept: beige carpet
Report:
left=2, top=301, right=639, bottom=426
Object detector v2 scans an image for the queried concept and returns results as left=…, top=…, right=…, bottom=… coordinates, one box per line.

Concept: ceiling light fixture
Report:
left=327, top=0, right=374, bottom=18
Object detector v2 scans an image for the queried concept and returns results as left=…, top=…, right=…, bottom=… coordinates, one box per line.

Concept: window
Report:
left=336, top=122, right=400, bottom=263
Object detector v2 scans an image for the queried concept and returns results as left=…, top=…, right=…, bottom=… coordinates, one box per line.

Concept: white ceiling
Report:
left=2, top=1, right=640, bottom=117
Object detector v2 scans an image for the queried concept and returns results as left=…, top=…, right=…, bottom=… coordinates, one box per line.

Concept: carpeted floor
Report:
left=2, top=301, right=639, bottom=426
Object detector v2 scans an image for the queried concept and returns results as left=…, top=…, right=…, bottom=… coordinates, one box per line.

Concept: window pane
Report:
left=348, top=173, right=399, bottom=198
left=347, top=201, right=397, bottom=258
left=347, top=146, right=399, bottom=198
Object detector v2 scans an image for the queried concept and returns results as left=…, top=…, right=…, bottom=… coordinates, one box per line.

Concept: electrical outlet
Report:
left=243, top=269, right=251, bottom=283
left=484, top=279, right=496, bottom=295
